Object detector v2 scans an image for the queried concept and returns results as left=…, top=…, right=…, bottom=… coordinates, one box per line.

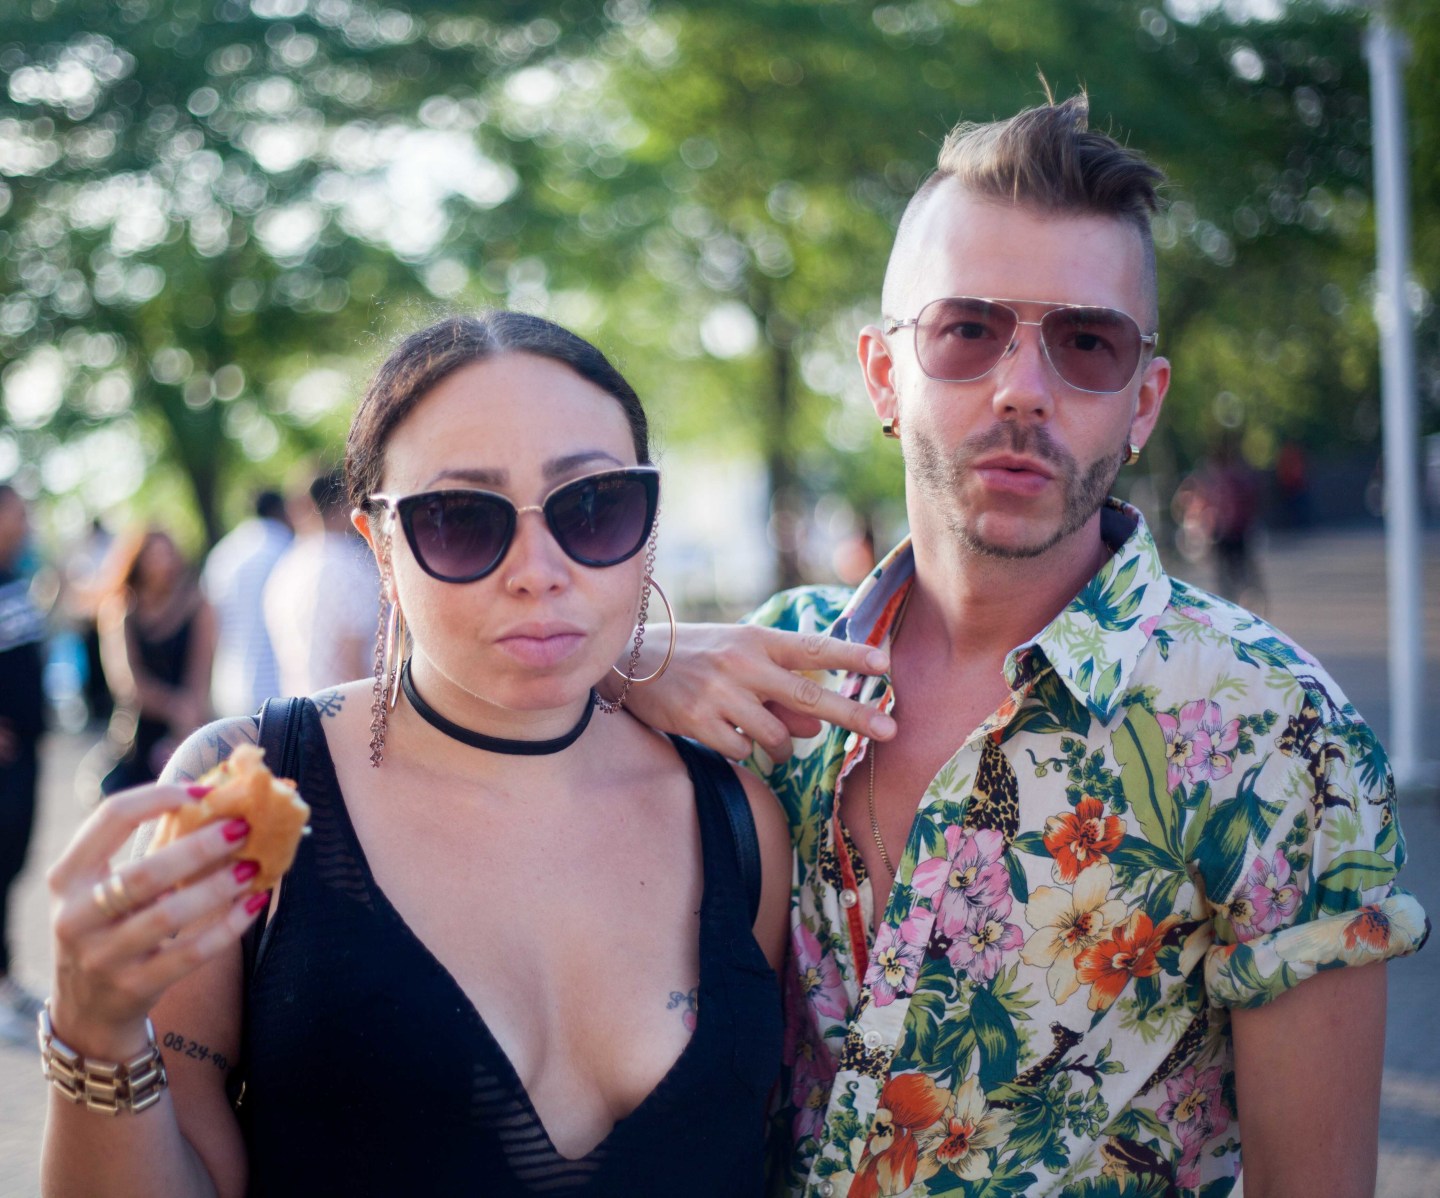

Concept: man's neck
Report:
left=903, top=510, right=1112, bottom=666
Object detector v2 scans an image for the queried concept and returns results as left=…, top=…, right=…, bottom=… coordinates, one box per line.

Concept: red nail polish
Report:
left=222, top=818, right=249, bottom=843
left=244, top=891, right=270, bottom=916
left=232, top=860, right=260, bottom=884
left=186, top=784, right=212, bottom=799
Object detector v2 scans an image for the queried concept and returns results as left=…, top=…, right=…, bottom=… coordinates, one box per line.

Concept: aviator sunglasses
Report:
left=885, top=296, right=1159, bottom=395
left=370, top=467, right=660, bottom=583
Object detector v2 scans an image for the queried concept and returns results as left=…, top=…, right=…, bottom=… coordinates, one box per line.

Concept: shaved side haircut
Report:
left=882, top=92, right=1165, bottom=327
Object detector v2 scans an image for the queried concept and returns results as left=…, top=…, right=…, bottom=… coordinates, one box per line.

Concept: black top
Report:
left=104, top=612, right=195, bottom=791
left=239, top=701, right=781, bottom=1196
left=132, top=613, right=193, bottom=749
left=0, top=569, right=45, bottom=739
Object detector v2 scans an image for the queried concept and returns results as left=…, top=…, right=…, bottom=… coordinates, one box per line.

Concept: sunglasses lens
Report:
left=914, top=298, right=1017, bottom=382
left=547, top=472, right=656, bottom=566
left=403, top=492, right=513, bottom=581
left=1041, top=307, right=1143, bottom=393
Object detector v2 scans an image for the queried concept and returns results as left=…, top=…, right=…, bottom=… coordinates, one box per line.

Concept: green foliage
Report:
left=1315, top=848, right=1397, bottom=912
left=1, top=0, right=1432, bottom=560
left=1112, top=706, right=1185, bottom=866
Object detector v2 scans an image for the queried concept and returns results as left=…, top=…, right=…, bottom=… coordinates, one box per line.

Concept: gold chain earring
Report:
left=369, top=521, right=404, bottom=767
left=595, top=514, right=675, bottom=713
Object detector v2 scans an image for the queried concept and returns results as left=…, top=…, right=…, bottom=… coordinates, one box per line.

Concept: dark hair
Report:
left=345, top=312, right=650, bottom=511
left=254, top=489, right=287, bottom=521
left=308, top=469, right=348, bottom=517
left=887, top=91, right=1164, bottom=324
left=101, top=526, right=173, bottom=601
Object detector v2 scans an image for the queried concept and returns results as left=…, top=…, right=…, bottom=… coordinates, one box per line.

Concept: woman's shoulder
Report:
left=159, top=715, right=263, bottom=786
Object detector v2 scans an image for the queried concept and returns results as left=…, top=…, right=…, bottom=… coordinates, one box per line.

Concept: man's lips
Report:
left=971, top=455, right=1055, bottom=496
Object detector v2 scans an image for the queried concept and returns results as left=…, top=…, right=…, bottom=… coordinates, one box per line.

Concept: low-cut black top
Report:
left=237, top=701, right=781, bottom=1196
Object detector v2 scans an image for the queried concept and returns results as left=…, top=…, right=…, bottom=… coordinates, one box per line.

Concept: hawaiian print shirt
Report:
left=751, top=501, right=1428, bottom=1198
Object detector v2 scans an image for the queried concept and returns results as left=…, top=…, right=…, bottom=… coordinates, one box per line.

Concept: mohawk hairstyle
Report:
left=884, top=90, right=1166, bottom=326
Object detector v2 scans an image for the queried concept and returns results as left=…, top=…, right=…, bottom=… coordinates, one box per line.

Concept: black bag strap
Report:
left=231, top=696, right=305, bottom=1111
left=240, top=697, right=305, bottom=986
left=712, top=755, right=763, bottom=927
left=668, top=735, right=763, bottom=926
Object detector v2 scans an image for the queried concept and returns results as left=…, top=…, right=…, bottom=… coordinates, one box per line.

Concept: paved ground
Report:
left=0, top=525, right=1436, bottom=1196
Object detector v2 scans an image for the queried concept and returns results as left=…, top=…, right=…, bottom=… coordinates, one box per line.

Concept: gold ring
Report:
left=92, top=880, right=121, bottom=921
left=105, top=872, right=137, bottom=918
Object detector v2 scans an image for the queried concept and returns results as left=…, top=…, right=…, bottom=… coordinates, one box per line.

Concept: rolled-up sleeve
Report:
left=1204, top=690, right=1430, bottom=1009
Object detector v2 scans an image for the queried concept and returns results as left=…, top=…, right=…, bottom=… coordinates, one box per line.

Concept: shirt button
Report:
left=818, top=1183, right=836, bottom=1198
left=839, top=888, right=858, bottom=908
left=863, top=1030, right=884, bottom=1050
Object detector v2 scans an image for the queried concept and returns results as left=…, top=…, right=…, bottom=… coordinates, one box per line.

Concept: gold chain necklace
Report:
left=867, top=746, right=897, bottom=879
left=865, top=583, right=913, bottom=881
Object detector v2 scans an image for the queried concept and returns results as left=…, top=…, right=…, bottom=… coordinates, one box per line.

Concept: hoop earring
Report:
left=882, top=417, right=901, bottom=440
left=595, top=517, right=673, bottom=714
left=623, top=579, right=675, bottom=685
left=1123, top=442, right=1141, bottom=466
left=369, top=524, right=404, bottom=767
left=385, top=601, right=407, bottom=709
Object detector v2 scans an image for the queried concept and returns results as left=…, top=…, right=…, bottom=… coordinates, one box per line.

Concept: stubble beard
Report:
left=906, top=423, right=1120, bottom=560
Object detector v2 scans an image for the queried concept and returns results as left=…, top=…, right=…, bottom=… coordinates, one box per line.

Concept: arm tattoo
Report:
left=160, top=717, right=260, bottom=785
left=159, top=1029, right=231, bottom=1073
left=666, top=988, right=698, bottom=1032
left=313, top=690, right=345, bottom=718
left=132, top=718, right=260, bottom=858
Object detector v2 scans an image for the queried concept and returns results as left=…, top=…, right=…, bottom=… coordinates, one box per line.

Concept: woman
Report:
left=96, top=527, right=216, bottom=793
left=42, top=314, right=790, bottom=1196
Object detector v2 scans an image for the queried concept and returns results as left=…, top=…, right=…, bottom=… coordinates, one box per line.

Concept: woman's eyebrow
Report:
left=543, top=451, right=624, bottom=480
left=422, top=467, right=508, bottom=489
left=420, top=452, right=623, bottom=491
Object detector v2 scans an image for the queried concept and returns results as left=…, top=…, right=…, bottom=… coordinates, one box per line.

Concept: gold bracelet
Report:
left=38, top=1004, right=168, bottom=1115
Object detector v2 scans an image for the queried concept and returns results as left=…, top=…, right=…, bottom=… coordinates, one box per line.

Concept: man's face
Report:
left=864, top=184, right=1168, bottom=562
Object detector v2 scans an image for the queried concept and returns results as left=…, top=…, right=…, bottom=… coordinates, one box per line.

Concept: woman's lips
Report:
left=494, top=631, right=586, bottom=668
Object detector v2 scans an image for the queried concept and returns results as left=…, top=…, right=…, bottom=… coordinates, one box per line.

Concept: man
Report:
left=201, top=489, right=293, bottom=717
left=632, top=95, right=1427, bottom=1197
left=0, top=483, right=48, bottom=1045
left=263, top=469, right=380, bottom=695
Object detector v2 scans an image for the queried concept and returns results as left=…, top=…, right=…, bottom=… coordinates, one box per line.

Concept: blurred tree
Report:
left=476, top=0, right=1422, bottom=578
left=1392, top=0, right=1440, bottom=436
left=0, top=0, right=598, bottom=544
left=1, top=0, right=1432, bottom=578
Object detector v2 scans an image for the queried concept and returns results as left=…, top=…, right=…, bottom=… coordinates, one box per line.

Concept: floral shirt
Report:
left=751, top=501, right=1428, bottom=1198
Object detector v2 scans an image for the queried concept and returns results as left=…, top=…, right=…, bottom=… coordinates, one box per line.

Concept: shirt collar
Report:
left=832, top=538, right=916, bottom=649
left=1028, top=500, right=1171, bottom=722
left=832, top=500, right=1171, bottom=723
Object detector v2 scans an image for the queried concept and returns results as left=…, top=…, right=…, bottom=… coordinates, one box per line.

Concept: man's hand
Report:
left=1230, top=960, right=1386, bottom=1197
left=619, top=622, right=894, bottom=761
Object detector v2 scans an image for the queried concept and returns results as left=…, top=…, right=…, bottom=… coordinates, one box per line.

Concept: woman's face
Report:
left=136, top=531, right=183, bottom=591
left=369, top=351, right=650, bottom=713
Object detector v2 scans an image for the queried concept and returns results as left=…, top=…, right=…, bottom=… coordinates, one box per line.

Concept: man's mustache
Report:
left=951, top=423, right=1075, bottom=474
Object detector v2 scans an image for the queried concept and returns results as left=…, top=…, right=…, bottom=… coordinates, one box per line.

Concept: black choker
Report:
left=399, top=660, right=595, bottom=756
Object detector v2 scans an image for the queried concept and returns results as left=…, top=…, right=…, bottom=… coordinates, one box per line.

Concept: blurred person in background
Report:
left=201, top=490, right=293, bottom=717
left=1174, top=435, right=1265, bottom=608
left=0, top=482, right=48, bottom=1044
left=97, top=528, right=216, bottom=794
left=61, top=517, right=116, bottom=726
left=263, top=468, right=380, bottom=695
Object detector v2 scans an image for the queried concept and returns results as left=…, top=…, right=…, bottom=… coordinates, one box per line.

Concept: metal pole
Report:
left=1364, top=16, right=1426, bottom=788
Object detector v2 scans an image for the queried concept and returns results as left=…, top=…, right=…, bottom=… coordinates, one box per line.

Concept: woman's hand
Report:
left=620, top=622, right=894, bottom=762
left=46, top=782, right=266, bottom=1061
